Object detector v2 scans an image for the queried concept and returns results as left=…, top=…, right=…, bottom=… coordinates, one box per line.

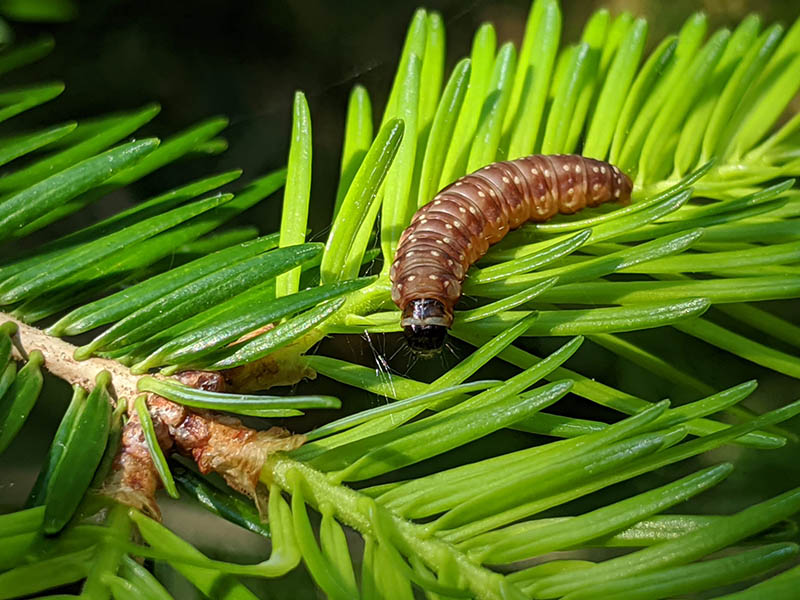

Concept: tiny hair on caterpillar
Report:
left=390, top=154, right=633, bottom=356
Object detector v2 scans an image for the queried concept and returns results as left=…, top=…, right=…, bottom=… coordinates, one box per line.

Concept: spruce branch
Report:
left=263, top=454, right=524, bottom=600
left=0, top=312, right=309, bottom=519
left=2, top=312, right=141, bottom=399
left=2, top=1, right=800, bottom=598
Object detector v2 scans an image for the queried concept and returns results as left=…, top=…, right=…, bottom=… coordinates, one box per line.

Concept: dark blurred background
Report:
left=1, top=1, right=799, bottom=598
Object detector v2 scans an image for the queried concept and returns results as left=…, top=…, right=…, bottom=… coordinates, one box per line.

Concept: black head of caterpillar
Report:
left=401, top=298, right=448, bottom=357
left=391, top=154, right=634, bottom=356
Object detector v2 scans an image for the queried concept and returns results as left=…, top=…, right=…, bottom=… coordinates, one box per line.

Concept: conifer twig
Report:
left=2, top=312, right=141, bottom=399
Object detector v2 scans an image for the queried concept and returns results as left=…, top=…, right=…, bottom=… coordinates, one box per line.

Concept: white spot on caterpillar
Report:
left=490, top=189, right=497, bottom=197
left=443, top=237, right=452, bottom=244
left=420, top=218, right=428, bottom=224
left=435, top=239, right=443, bottom=244
left=477, top=191, right=486, bottom=198
left=567, top=188, right=574, bottom=195
left=447, top=259, right=454, bottom=266
left=445, top=223, right=453, bottom=229
left=455, top=181, right=464, bottom=186
left=575, top=165, right=582, bottom=174
left=531, top=168, right=539, bottom=175
left=544, top=169, right=551, bottom=177
left=459, top=206, right=467, bottom=213
left=501, top=176, right=509, bottom=184
left=600, top=166, right=607, bottom=174
left=513, top=176, right=521, bottom=184
left=408, top=275, right=416, bottom=282
left=469, top=206, right=477, bottom=214
left=397, top=283, right=403, bottom=289
left=443, top=280, right=450, bottom=287
left=428, top=274, right=438, bottom=280
left=615, top=188, right=621, bottom=198
left=431, top=250, right=440, bottom=256
left=593, top=183, right=601, bottom=191
left=562, top=164, right=570, bottom=172
left=454, top=221, right=463, bottom=228
left=592, top=166, right=599, bottom=173
left=433, top=200, right=442, bottom=206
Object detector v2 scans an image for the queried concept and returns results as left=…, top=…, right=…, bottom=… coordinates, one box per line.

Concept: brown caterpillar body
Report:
left=390, top=154, right=633, bottom=354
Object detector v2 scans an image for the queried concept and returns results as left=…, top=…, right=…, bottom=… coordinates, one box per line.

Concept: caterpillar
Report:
left=390, top=154, right=633, bottom=355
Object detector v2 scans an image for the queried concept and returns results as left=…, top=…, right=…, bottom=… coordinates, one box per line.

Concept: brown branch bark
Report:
left=3, top=313, right=142, bottom=400
left=1, top=313, right=306, bottom=518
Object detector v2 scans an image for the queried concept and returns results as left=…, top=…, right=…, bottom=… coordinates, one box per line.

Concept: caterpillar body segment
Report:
left=390, top=154, right=633, bottom=354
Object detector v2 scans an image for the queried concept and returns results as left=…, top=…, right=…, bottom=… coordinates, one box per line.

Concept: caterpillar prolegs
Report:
left=390, top=154, right=633, bottom=355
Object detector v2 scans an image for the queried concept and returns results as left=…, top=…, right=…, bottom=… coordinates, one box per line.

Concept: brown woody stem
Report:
left=0, top=313, right=308, bottom=518
left=2, top=313, right=141, bottom=399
